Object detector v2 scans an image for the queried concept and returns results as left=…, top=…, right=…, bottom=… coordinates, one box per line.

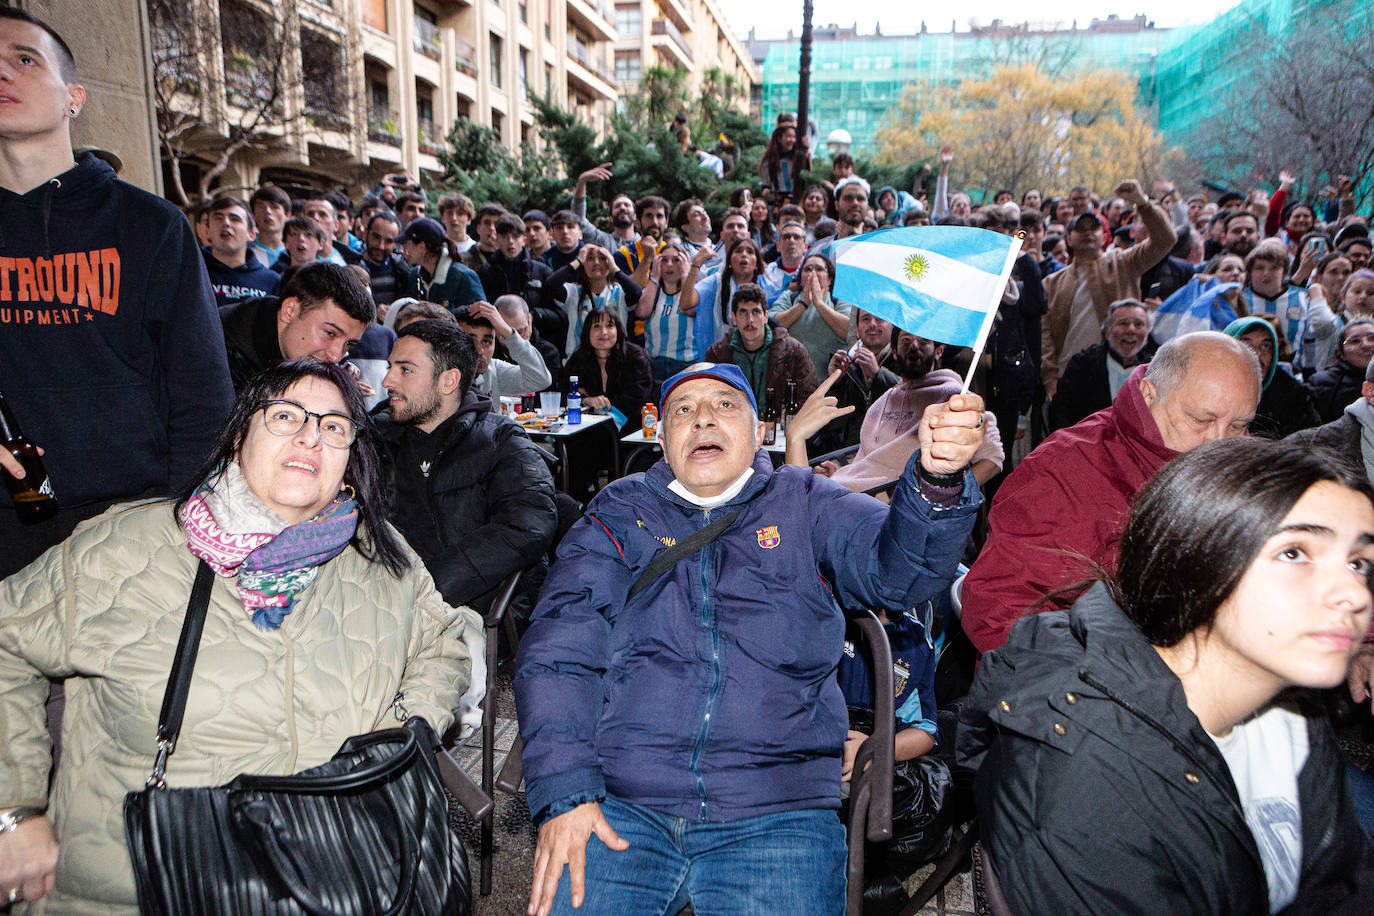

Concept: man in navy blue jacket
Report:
left=516, top=362, right=986, bottom=915
left=201, top=195, right=279, bottom=306
left=0, top=10, right=234, bottom=577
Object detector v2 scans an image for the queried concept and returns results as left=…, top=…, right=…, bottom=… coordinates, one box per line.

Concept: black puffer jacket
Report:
left=1308, top=359, right=1365, bottom=423
left=1047, top=340, right=1157, bottom=432
left=1288, top=413, right=1362, bottom=480
left=378, top=390, right=558, bottom=614
left=958, top=584, right=1374, bottom=915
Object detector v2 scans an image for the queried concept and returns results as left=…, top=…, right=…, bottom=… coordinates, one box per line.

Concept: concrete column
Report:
left=29, top=0, right=162, bottom=194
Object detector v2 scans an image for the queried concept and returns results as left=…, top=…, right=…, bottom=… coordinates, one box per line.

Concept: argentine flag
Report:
left=1152, top=277, right=1240, bottom=344
left=832, top=226, right=1021, bottom=352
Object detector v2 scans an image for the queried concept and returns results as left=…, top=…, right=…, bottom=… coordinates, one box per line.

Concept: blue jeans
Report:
left=548, top=796, right=847, bottom=916
left=1347, top=761, right=1374, bottom=837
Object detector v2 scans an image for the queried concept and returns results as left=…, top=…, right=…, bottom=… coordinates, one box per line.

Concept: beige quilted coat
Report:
left=0, top=501, right=483, bottom=914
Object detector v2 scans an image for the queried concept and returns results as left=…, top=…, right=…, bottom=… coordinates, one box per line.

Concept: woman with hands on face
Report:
left=769, top=254, right=855, bottom=381
left=636, top=241, right=701, bottom=381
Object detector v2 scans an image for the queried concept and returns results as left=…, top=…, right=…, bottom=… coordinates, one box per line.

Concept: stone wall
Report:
left=28, top=0, right=161, bottom=194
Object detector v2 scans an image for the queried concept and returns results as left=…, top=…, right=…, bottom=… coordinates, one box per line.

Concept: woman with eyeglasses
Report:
left=769, top=254, right=855, bottom=381
left=0, top=359, right=481, bottom=912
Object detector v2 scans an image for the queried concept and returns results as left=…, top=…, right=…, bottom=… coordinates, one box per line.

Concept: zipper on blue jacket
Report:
left=689, top=507, right=723, bottom=822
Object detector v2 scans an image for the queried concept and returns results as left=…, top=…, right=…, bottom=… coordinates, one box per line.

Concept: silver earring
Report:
left=68, top=107, right=77, bottom=116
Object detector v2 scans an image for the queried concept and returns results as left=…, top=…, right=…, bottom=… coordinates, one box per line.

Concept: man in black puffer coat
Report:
left=377, top=320, right=558, bottom=619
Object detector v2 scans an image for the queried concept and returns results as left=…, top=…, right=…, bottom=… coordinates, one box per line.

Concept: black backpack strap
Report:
left=627, top=509, right=741, bottom=601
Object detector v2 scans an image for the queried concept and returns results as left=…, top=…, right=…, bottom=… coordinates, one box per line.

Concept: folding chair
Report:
left=975, top=840, right=1014, bottom=916
left=846, top=610, right=895, bottom=916
left=478, top=571, right=523, bottom=896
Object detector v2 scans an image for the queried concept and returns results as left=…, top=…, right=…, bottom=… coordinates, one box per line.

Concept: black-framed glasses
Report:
left=259, top=400, right=359, bottom=449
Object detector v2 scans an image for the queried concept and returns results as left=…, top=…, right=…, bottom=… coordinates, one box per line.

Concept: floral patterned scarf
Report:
left=180, top=463, right=359, bottom=630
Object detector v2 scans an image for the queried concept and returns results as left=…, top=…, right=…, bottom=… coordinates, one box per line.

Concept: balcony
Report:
left=569, top=36, right=615, bottom=82
left=368, top=105, right=402, bottom=146
left=566, top=0, right=615, bottom=43
left=454, top=37, right=477, bottom=76
left=651, top=18, right=691, bottom=65
left=657, top=0, right=693, bottom=33
left=413, top=16, right=442, bottom=60
left=566, top=45, right=615, bottom=101
left=418, top=117, right=443, bottom=156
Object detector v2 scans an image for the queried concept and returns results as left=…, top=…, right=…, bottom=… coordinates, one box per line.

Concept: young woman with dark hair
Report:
left=541, top=244, right=642, bottom=356
left=748, top=196, right=776, bottom=249
left=962, top=437, right=1374, bottom=914
left=562, top=307, right=653, bottom=429
left=759, top=123, right=811, bottom=203
left=691, top=236, right=779, bottom=355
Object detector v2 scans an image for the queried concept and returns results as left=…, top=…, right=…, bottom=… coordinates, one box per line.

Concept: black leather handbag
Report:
left=123, top=560, right=473, bottom=915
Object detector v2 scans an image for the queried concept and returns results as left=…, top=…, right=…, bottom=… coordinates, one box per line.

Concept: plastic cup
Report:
left=539, top=391, right=561, bottom=417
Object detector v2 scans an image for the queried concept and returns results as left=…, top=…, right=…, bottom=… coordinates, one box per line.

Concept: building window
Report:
left=492, top=109, right=504, bottom=137
left=519, top=1, right=528, bottom=23
left=489, top=33, right=503, bottom=88
left=545, top=63, right=553, bottom=96
left=614, top=6, right=641, bottom=37
left=361, top=0, right=387, bottom=31
left=370, top=79, right=389, bottom=111
left=519, top=49, right=529, bottom=98
left=614, top=51, right=641, bottom=81
left=456, top=94, right=472, bottom=119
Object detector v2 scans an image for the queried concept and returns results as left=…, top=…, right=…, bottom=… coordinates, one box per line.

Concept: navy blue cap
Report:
left=395, top=217, right=446, bottom=247
left=658, top=362, right=758, bottom=414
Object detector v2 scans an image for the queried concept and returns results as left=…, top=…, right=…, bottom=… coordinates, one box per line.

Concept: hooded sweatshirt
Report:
left=202, top=246, right=280, bottom=306
left=0, top=153, right=234, bottom=509
left=831, top=369, right=1004, bottom=493
left=1223, top=315, right=1321, bottom=438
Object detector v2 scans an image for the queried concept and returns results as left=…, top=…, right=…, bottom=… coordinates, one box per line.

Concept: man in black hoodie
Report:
left=0, top=9, right=234, bottom=578
left=377, top=319, right=557, bottom=616
left=218, top=262, right=375, bottom=392
left=477, top=212, right=552, bottom=316
left=201, top=195, right=279, bottom=306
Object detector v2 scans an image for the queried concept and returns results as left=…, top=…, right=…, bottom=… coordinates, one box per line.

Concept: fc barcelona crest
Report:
left=756, top=525, right=780, bottom=549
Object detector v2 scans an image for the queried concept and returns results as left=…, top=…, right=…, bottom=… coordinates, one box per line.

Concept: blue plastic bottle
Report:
left=567, top=375, right=582, bottom=425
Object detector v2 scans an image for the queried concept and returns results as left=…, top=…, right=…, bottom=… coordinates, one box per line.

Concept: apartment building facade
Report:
left=160, top=0, right=621, bottom=196
left=611, top=0, right=755, bottom=102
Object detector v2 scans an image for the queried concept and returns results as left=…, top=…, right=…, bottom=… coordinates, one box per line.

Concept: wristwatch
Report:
left=0, top=806, right=44, bottom=834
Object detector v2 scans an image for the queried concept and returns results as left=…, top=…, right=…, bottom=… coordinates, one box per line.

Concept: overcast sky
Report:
left=724, top=1, right=1244, bottom=40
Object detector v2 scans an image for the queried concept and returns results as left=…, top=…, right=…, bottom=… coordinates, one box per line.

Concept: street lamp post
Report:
left=797, top=0, right=812, bottom=150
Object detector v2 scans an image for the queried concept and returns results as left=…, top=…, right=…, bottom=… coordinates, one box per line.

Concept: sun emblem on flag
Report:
left=903, top=253, right=930, bottom=281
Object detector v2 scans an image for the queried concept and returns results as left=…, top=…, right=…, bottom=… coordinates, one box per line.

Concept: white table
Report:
left=517, top=411, right=617, bottom=492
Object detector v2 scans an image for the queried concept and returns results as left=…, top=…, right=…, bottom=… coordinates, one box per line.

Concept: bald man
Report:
left=962, top=332, right=1260, bottom=653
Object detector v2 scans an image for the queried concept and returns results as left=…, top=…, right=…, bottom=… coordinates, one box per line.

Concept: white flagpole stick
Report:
left=960, top=233, right=1025, bottom=396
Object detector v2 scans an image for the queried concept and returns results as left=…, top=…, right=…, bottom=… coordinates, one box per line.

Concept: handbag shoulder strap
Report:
left=146, top=559, right=214, bottom=787
left=627, top=508, right=740, bottom=601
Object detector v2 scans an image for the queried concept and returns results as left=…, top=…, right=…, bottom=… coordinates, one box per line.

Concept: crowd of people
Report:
left=2, top=8, right=1374, bottom=915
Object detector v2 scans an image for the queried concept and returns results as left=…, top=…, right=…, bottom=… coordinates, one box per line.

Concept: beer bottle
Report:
left=783, top=378, right=799, bottom=434
left=762, top=387, right=777, bottom=446
left=0, top=391, right=58, bottom=524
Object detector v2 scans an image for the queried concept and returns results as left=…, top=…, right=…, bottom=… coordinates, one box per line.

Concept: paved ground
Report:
left=455, top=675, right=978, bottom=916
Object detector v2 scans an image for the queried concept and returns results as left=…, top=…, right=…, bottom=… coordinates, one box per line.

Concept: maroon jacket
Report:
left=961, top=364, right=1177, bottom=653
